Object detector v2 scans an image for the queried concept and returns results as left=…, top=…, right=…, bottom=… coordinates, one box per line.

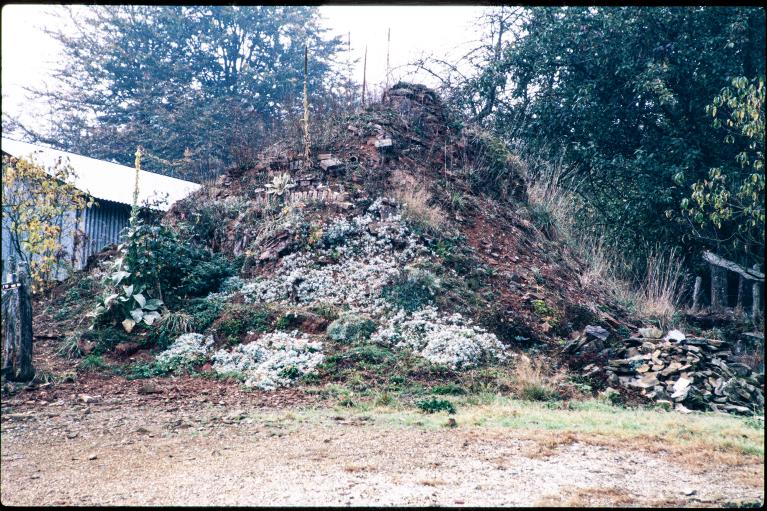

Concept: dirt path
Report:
left=2, top=396, right=763, bottom=507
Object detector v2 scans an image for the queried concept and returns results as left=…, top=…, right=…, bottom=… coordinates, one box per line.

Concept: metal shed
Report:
left=1, top=138, right=201, bottom=279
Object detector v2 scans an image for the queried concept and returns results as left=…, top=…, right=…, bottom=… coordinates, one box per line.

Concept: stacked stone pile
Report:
left=571, top=327, right=764, bottom=414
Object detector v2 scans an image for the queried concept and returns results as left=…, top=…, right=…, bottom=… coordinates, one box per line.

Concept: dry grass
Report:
left=419, top=479, right=447, bottom=487
left=536, top=486, right=639, bottom=507
left=524, top=158, right=687, bottom=327
left=390, top=170, right=447, bottom=231
left=509, top=354, right=568, bottom=401
left=343, top=464, right=374, bottom=473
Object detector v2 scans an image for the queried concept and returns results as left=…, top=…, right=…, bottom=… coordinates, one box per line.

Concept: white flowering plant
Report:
left=372, top=306, right=508, bottom=370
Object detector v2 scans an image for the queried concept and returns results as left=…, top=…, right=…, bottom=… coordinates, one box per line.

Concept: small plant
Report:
left=78, top=354, right=109, bottom=372
left=417, top=397, right=456, bottom=414
left=432, top=383, right=466, bottom=395
left=264, top=172, right=296, bottom=198
left=381, top=267, right=441, bottom=312
left=326, top=314, right=377, bottom=343
left=57, top=333, right=84, bottom=359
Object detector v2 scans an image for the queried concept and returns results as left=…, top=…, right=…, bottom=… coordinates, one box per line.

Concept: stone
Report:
left=584, top=325, right=609, bottom=341
left=138, top=382, right=161, bottom=395
left=78, top=394, right=98, bottom=404
left=664, top=329, right=686, bottom=342
left=639, top=327, right=663, bottom=339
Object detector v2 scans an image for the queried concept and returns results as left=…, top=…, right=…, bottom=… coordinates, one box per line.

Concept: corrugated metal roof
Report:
left=1, top=138, right=201, bottom=211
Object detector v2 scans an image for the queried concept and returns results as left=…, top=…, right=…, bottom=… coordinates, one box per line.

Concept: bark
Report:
left=1, top=262, right=34, bottom=381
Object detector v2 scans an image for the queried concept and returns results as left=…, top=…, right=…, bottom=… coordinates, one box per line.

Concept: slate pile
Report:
left=569, top=327, right=764, bottom=415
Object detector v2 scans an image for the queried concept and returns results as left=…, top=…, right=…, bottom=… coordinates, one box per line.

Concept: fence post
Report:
left=710, top=264, right=727, bottom=310
left=692, top=276, right=703, bottom=311
left=753, top=264, right=762, bottom=327
left=1, top=261, right=34, bottom=381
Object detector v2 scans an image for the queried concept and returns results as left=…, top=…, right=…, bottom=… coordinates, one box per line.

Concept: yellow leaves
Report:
left=2, top=155, right=93, bottom=285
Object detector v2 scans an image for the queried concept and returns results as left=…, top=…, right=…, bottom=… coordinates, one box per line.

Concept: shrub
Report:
left=326, top=314, right=377, bottom=343
left=417, top=397, right=456, bottom=414
left=185, top=298, right=225, bottom=332
left=432, top=383, right=466, bottom=395
left=381, top=268, right=441, bottom=312
left=213, top=303, right=274, bottom=343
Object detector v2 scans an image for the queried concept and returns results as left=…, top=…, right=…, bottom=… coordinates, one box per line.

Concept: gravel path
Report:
left=1, top=400, right=763, bottom=507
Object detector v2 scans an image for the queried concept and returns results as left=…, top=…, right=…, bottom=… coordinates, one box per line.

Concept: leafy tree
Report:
left=461, top=7, right=765, bottom=267
left=1, top=154, right=93, bottom=289
left=685, top=76, right=764, bottom=265
left=18, top=6, right=345, bottom=181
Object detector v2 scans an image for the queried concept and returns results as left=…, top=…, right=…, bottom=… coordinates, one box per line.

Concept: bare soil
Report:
left=2, top=385, right=763, bottom=507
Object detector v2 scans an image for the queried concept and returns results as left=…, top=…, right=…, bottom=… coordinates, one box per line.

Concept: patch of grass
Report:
left=431, top=383, right=466, bottom=395
left=417, top=397, right=456, bottom=414
left=78, top=354, right=110, bottom=372
left=213, top=303, right=274, bottom=343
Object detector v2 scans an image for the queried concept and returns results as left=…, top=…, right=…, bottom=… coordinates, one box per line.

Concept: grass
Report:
left=256, top=393, right=763, bottom=462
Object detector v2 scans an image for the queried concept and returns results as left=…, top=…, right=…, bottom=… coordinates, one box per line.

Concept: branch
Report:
left=703, top=250, right=764, bottom=281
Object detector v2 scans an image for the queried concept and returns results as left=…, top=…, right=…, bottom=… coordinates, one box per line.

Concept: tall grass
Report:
left=523, top=155, right=687, bottom=327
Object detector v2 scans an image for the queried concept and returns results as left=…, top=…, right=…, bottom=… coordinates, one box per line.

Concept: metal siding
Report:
left=79, top=200, right=130, bottom=268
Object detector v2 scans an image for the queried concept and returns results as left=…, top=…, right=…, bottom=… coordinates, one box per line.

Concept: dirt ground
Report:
left=1, top=338, right=764, bottom=507
left=1, top=387, right=764, bottom=507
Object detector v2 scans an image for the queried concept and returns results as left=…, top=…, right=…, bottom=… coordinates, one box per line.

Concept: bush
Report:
left=326, top=314, right=377, bottom=343
left=432, top=383, right=466, bottom=395
left=381, top=268, right=440, bottom=312
left=213, top=303, right=273, bottom=343
left=185, top=298, right=225, bottom=332
left=417, top=397, right=456, bottom=414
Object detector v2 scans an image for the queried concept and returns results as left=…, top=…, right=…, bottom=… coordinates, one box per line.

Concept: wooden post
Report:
left=736, top=274, right=746, bottom=314
left=710, top=264, right=727, bottom=310
left=1, top=261, right=34, bottom=381
left=692, top=275, right=703, bottom=311
left=753, top=264, right=762, bottom=326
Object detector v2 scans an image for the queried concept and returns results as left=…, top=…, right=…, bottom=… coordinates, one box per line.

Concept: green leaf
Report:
left=143, top=298, right=163, bottom=311
left=130, top=308, right=144, bottom=323
left=142, top=311, right=161, bottom=326
left=122, top=284, right=134, bottom=296
left=133, top=293, right=146, bottom=308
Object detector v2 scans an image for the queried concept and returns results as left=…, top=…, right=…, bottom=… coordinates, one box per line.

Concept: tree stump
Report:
left=1, top=262, right=34, bottom=381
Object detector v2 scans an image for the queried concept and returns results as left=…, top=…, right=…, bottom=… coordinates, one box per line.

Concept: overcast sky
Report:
left=1, top=4, right=490, bottom=136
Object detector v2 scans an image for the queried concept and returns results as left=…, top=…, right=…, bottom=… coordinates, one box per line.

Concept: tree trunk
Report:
left=1, top=262, right=34, bottom=382
left=710, top=264, right=727, bottom=310
left=692, top=276, right=703, bottom=311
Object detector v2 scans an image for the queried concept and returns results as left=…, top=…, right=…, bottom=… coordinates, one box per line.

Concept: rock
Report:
left=78, top=394, right=98, bottom=404
left=638, top=327, right=663, bottom=339
left=584, top=325, right=610, bottom=342
left=138, top=382, right=162, bottom=395
left=664, top=329, right=686, bottom=342
left=446, top=418, right=457, bottom=428
left=87, top=453, right=98, bottom=461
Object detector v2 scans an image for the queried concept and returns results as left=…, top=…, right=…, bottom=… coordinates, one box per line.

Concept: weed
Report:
left=78, top=354, right=109, bottom=372
left=432, top=383, right=466, bottom=395
left=417, top=397, right=456, bottom=414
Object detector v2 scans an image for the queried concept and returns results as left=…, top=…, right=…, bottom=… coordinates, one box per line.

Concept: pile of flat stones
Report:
left=572, top=326, right=764, bottom=415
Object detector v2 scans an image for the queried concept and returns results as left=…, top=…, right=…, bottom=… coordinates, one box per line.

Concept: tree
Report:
left=685, top=76, right=765, bottom=266
left=18, top=6, right=345, bottom=181
left=464, top=6, right=765, bottom=268
left=1, top=154, right=93, bottom=290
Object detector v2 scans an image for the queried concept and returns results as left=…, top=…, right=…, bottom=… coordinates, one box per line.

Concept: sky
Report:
left=1, top=4, right=490, bottom=136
